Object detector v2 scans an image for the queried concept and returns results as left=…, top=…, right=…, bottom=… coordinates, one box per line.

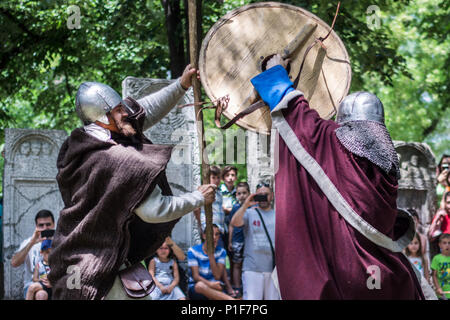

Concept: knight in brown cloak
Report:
left=48, top=66, right=216, bottom=300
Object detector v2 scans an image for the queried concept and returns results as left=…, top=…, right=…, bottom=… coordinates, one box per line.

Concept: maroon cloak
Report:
left=274, top=95, right=424, bottom=299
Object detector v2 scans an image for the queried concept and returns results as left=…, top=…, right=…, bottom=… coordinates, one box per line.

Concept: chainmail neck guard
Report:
left=335, top=120, right=400, bottom=179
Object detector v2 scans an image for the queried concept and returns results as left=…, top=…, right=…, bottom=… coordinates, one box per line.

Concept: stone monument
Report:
left=2, top=129, right=67, bottom=299
left=394, top=141, right=437, bottom=237
left=122, top=77, right=202, bottom=251
left=246, top=129, right=278, bottom=192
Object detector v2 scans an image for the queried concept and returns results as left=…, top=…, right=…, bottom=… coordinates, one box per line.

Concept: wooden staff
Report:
left=188, top=0, right=214, bottom=256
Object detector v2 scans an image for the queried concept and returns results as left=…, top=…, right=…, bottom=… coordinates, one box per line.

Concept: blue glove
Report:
left=250, top=65, right=294, bottom=111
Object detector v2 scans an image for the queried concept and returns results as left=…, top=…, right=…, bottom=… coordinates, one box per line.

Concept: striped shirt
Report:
left=187, top=244, right=226, bottom=288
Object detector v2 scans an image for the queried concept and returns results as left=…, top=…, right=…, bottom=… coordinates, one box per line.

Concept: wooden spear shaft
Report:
left=188, top=0, right=214, bottom=256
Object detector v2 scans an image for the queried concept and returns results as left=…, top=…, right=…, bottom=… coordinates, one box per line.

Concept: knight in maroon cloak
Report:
left=250, top=54, right=426, bottom=299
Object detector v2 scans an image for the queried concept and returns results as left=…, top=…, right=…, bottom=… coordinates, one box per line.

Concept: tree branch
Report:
left=0, top=8, right=40, bottom=40
left=63, top=69, right=72, bottom=97
left=423, top=104, right=445, bottom=137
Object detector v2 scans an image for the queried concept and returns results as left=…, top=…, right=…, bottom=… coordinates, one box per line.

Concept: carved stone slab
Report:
left=394, top=141, right=437, bottom=236
left=2, top=129, right=67, bottom=299
left=246, top=129, right=278, bottom=193
left=122, top=77, right=202, bottom=252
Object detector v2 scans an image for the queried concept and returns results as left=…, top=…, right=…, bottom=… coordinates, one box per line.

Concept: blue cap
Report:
left=41, top=239, right=52, bottom=251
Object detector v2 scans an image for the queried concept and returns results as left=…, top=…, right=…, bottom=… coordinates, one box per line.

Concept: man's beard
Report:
left=116, top=118, right=136, bottom=137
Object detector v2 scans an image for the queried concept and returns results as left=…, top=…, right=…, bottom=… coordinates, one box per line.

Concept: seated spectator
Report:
left=187, top=224, right=237, bottom=300
left=193, top=166, right=236, bottom=296
left=148, top=240, right=186, bottom=300
left=430, top=233, right=450, bottom=300
left=231, top=182, right=280, bottom=300
left=228, top=181, right=251, bottom=295
left=11, top=209, right=55, bottom=299
left=26, top=239, right=52, bottom=300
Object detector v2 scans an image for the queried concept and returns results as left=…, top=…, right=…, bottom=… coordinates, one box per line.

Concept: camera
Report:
left=41, top=229, right=55, bottom=238
left=253, top=194, right=268, bottom=202
left=442, top=163, right=449, bottom=170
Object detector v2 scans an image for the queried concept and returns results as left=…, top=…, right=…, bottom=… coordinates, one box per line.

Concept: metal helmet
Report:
left=335, top=91, right=399, bottom=178
left=336, top=91, right=384, bottom=124
left=75, top=82, right=134, bottom=125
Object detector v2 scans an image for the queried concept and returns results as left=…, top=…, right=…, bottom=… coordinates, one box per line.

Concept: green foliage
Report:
left=359, top=0, right=449, bottom=159
left=0, top=0, right=170, bottom=135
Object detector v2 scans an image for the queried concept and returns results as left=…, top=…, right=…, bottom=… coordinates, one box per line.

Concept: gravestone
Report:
left=246, top=129, right=278, bottom=192
left=394, top=141, right=437, bottom=236
left=2, top=129, right=67, bottom=299
left=122, top=77, right=202, bottom=252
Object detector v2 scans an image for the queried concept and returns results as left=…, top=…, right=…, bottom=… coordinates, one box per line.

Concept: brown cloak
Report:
left=48, top=98, right=178, bottom=299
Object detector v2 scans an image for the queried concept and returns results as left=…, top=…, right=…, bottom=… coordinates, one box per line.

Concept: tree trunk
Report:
left=162, top=0, right=186, bottom=78
left=184, top=0, right=203, bottom=65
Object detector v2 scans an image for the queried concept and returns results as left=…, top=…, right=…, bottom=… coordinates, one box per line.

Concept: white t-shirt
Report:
left=408, top=256, right=425, bottom=277
left=15, top=237, right=41, bottom=288
left=242, top=207, right=276, bottom=273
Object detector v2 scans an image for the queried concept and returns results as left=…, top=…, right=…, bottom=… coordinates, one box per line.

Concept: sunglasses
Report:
left=256, top=182, right=270, bottom=189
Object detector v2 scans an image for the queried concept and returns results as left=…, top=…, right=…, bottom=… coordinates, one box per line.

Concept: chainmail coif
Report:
left=335, top=120, right=400, bottom=179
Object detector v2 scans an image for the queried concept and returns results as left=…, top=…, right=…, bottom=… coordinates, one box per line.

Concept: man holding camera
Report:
left=230, top=182, right=279, bottom=300
left=11, top=209, right=55, bottom=299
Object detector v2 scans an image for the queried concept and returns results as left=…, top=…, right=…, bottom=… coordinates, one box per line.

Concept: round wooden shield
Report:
left=199, top=2, right=352, bottom=134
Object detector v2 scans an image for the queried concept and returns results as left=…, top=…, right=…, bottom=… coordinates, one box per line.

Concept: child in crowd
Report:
left=26, top=239, right=52, bottom=300
left=220, top=165, right=238, bottom=217
left=228, top=182, right=250, bottom=296
left=193, top=166, right=236, bottom=298
left=194, top=166, right=225, bottom=242
left=404, top=234, right=430, bottom=284
left=187, top=224, right=237, bottom=300
left=219, top=166, right=238, bottom=287
left=148, top=240, right=186, bottom=300
left=431, top=233, right=450, bottom=300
